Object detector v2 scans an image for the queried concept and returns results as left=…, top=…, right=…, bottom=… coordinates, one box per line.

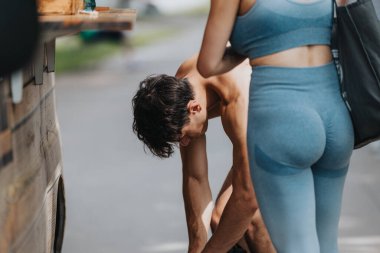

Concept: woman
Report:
left=197, top=0, right=353, bottom=252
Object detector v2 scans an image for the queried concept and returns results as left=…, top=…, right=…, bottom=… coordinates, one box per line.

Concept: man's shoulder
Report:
left=175, top=55, right=198, bottom=78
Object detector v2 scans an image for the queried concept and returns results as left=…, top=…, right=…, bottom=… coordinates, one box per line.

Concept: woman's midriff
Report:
left=249, top=45, right=333, bottom=67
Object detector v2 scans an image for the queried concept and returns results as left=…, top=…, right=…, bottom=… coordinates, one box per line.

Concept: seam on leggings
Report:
left=254, top=145, right=307, bottom=175
left=312, top=165, right=349, bottom=178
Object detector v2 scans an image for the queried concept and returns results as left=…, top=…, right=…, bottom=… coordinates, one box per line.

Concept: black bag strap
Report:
left=331, top=0, right=341, bottom=76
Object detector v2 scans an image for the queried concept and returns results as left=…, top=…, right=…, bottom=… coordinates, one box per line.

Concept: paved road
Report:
left=340, top=143, right=380, bottom=253
left=55, top=15, right=380, bottom=253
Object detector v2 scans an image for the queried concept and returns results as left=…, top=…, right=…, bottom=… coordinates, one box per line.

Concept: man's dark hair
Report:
left=132, top=74, right=194, bottom=158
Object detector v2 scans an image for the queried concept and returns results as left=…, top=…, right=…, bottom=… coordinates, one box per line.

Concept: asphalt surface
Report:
left=55, top=15, right=380, bottom=253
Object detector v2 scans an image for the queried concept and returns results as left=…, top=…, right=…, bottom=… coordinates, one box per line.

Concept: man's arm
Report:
left=211, top=169, right=252, bottom=252
left=203, top=148, right=256, bottom=252
left=202, top=95, right=257, bottom=252
left=180, top=135, right=213, bottom=253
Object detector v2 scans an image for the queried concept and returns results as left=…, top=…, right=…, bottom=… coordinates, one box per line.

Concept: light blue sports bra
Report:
left=230, top=0, right=333, bottom=59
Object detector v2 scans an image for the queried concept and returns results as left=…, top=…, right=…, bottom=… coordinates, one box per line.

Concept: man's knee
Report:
left=211, top=207, right=221, bottom=232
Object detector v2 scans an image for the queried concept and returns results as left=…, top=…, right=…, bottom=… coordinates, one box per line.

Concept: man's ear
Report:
left=187, top=100, right=202, bottom=114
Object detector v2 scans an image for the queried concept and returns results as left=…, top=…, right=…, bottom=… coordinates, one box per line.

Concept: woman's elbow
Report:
left=197, top=59, right=216, bottom=78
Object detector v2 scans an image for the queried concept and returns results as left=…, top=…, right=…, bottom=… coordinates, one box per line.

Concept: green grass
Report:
left=128, top=28, right=178, bottom=47
left=56, top=28, right=179, bottom=73
left=179, top=4, right=210, bottom=16
left=56, top=37, right=123, bottom=73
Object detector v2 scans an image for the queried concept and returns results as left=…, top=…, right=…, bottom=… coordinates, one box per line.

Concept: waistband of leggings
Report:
left=251, top=61, right=338, bottom=85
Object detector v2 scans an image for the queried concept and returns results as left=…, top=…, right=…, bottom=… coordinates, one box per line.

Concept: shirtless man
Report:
left=132, top=55, right=275, bottom=253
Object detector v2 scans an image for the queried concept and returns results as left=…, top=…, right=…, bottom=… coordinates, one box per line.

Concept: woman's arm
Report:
left=197, top=0, right=246, bottom=78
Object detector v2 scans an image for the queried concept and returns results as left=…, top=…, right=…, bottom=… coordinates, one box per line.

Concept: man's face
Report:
left=179, top=100, right=208, bottom=147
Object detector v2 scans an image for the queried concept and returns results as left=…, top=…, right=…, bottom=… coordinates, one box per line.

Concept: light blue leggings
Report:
left=247, top=62, right=354, bottom=253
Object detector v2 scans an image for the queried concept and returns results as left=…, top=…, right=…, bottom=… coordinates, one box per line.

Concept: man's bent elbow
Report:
left=211, top=207, right=222, bottom=232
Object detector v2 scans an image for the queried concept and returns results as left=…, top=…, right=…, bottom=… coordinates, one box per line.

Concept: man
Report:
left=132, top=54, right=275, bottom=253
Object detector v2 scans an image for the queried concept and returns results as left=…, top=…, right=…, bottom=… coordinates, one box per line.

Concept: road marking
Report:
left=339, top=236, right=380, bottom=252
left=143, top=242, right=188, bottom=252
left=340, top=236, right=380, bottom=245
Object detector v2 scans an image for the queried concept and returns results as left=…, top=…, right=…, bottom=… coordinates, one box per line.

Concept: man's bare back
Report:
left=176, top=54, right=251, bottom=122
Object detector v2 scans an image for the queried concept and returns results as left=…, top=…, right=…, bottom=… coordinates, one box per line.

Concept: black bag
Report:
left=332, top=0, right=380, bottom=148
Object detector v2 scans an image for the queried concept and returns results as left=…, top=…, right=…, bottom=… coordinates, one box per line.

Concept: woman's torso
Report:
left=232, top=0, right=334, bottom=67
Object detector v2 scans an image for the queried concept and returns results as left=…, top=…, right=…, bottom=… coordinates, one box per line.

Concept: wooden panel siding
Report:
left=0, top=9, right=136, bottom=253
left=0, top=68, right=64, bottom=253
left=0, top=79, right=13, bottom=169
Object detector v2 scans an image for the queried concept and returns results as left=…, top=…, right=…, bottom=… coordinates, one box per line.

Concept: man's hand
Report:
left=228, top=244, right=248, bottom=253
